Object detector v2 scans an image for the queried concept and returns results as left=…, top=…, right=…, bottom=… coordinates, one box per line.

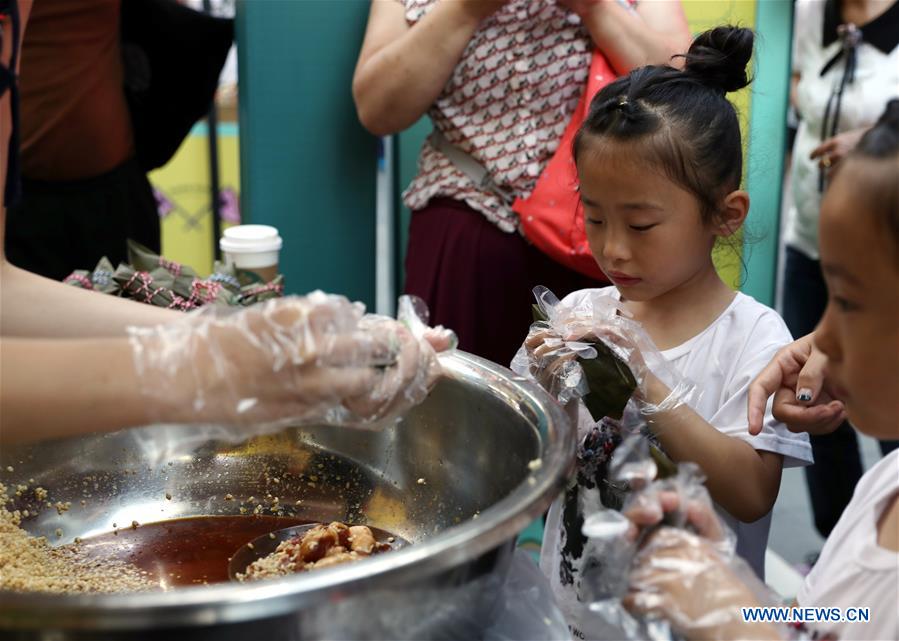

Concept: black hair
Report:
left=573, top=26, right=754, bottom=226
left=844, top=100, right=899, bottom=251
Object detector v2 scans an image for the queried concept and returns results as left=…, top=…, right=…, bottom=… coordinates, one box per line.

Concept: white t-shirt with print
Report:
left=797, top=450, right=898, bottom=641
left=534, top=287, right=813, bottom=639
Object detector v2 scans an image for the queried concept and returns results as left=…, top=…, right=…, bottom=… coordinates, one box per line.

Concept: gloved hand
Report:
left=343, top=296, right=456, bottom=423
left=513, top=286, right=623, bottom=408
left=514, top=286, right=696, bottom=418
left=128, top=291, right=454, bottom=432
left=578, top=446, right=784, bottom=641
left=621, top=484, right=783, bottom=641
left=579, top=315, right=698, bottom=417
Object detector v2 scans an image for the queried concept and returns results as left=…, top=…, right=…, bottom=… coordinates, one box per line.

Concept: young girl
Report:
left=520, top=26, right=813, bottom=637
left=624, top=99, right=899, bottom=641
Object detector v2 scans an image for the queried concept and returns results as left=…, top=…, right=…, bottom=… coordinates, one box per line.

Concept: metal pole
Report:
left=375, top=135, right=395, bottom=316
left=203, top=0, right=223, bottom=260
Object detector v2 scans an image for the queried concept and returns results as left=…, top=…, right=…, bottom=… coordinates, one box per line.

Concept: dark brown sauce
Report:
left=77, top=515, right=310, bottom=587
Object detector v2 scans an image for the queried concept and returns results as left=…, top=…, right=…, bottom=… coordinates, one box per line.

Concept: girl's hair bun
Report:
left=683, top=26, right=754, bottom=94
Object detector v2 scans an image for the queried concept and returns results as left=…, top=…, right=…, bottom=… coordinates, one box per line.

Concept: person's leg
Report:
left=4, top=183, right=76, bottom=279
left=123, top=158, right=161, bottom=254
left=878, top=439, right=899, bottom=456
left=782, top=246, right=863, bottom=537
left=404, top=198, right=533, bottom=366
left=4, top=159, right=160, bottom=280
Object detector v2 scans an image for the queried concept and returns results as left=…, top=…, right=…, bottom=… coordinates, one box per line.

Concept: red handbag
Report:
left=513, top=51, right=616, bottom=281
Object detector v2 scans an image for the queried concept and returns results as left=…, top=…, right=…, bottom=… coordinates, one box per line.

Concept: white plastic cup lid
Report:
left=220, top=225, right=283, bottom=254
left=581, top=511, right=630, bottom=540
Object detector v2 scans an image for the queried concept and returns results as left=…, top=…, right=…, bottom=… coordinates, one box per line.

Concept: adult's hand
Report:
left=810, top=127, right=868, bottom=172
left=747, top=334, right=846, bottom=436
left=128, top=292, right=449, bottom=429
left=561, top=0, right=691, bottom=74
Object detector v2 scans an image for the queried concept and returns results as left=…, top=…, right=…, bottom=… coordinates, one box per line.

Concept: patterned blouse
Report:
left=398, top=0, right=593, bottom=233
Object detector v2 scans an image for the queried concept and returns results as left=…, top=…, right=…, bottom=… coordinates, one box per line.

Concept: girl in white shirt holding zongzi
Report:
left=516, top=27, right=812, bottom=639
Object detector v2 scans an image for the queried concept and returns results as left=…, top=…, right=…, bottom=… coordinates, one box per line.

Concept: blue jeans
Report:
left=782, top=247, right=898, bottom=538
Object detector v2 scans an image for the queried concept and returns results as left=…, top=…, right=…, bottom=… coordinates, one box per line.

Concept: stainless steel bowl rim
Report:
left=0, top=352, right=576, bottom=628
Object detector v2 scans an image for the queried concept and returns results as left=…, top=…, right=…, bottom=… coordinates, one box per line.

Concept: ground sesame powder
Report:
left=0, top=484, right=155, bottom=594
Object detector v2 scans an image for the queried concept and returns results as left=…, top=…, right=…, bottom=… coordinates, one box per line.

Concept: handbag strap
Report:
left=428, top=129, right=516, bottom=206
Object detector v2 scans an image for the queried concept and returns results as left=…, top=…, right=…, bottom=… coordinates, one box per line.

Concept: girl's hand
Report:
left=623, top=487, right=727, bottom=543
left=747, top=335, right=846, bottom=436
left=810, top=128, right=868, bottom=172
left=622, top=487, right=782, bottom=640
left=523, top=326, right=582, bottom=397
left=624, top=528, right=775, bottom=640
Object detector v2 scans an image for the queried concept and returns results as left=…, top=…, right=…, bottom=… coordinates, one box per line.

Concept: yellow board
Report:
left=151, top=125, right=240, bottom=277
left=685, top=0, right=758, bottom=288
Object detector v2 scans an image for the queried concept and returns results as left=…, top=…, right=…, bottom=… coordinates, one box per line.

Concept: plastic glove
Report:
left=579, top=443, right=730, bottom=604
left=516, top=286, right=697, bottom=418
left=618, top=473, right=784, bottom=641
left=343, top=296, right=456, bottom=423
left=128, top=291, right=454, bottom=433
left=624, top=528, right=781, bottom=640
left=512, top=286, right=629, bottom=411
left=575, top=433, right=791, bottom=641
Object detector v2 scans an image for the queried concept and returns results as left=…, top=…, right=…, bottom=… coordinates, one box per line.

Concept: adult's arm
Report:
left=1, top=261, right=182, bottom=337
left=0, top=337, right=154, bottom=445
left=352, top=0, right=506, bottom=135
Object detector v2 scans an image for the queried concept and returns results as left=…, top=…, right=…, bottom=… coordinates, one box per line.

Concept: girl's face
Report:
left=814, top=161, right=899, bottom=440
left=576, top=141, right=722, bottom=302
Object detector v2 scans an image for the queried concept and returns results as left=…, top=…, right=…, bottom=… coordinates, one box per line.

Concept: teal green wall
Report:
left=395, top=116, right=431, bottom=281
left=743, top=1, right=793, bottom=306
left=237, top=0, right=376, bottom=306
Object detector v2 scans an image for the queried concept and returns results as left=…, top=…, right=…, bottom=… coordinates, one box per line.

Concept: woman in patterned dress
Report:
left=353, top=0, right=690, bottom=366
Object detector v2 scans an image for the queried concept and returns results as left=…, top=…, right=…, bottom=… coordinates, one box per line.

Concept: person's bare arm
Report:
left=562, top=0, right=692, bottom=74
left=1, top=261, right=182, bottom=337
left=0, top=337, right=153, bottom=445
left=352, top=0, right=506, bottom=135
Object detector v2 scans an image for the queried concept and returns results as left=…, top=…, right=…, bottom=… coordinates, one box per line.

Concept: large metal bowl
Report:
left=0, top=352, right=574, bottom=640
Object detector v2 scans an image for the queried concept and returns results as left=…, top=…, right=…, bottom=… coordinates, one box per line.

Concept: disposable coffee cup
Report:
left=219, top=225, right=283, bottom=285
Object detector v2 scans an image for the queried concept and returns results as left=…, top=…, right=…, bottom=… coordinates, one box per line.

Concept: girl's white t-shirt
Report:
left=797, top=450, right=899, bottom=641
left=533, top=287, right=813, bottom=639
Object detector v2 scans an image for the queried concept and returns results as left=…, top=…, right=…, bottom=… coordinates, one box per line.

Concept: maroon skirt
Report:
left=404, top=198, right=607, bottom=367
